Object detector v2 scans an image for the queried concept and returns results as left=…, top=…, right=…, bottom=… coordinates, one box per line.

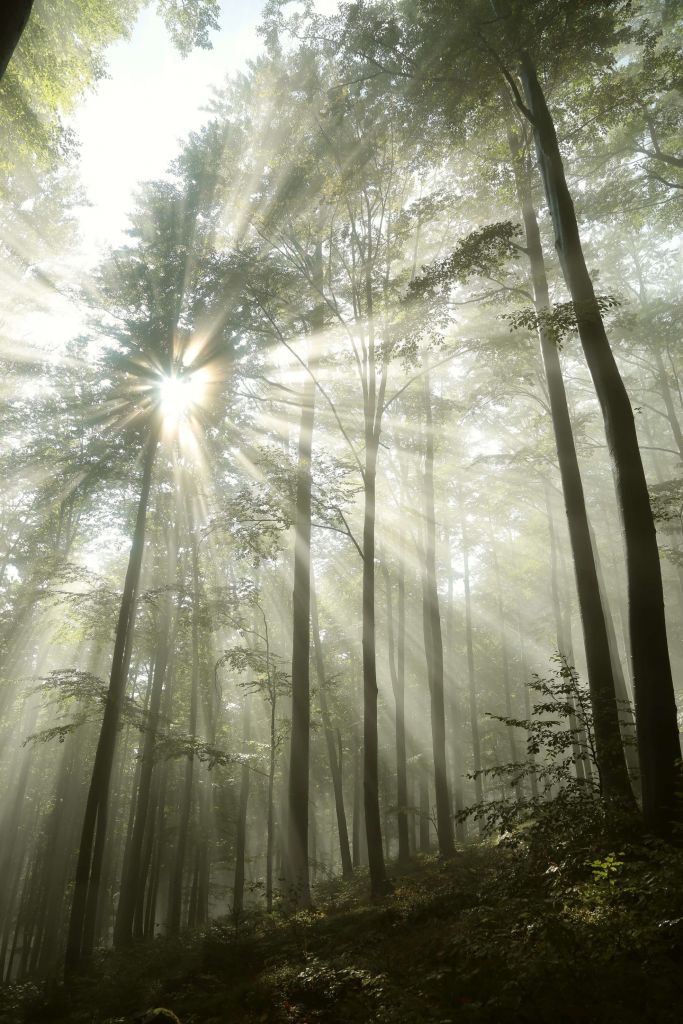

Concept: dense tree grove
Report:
left=0, top=1, right=682, bottom=1020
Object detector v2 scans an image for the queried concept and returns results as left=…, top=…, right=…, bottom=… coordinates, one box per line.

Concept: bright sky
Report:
left=70, top=0, right=267, bottom=257
left=19, top=0, right=338, bottom=350
left=69, top=0, right=340, bottom=257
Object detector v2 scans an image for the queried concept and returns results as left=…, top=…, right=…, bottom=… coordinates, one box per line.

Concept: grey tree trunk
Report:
left=310, top=577, right=353, bottom=879
left=382, top=555, right=410, bottom=865
left=0, top=0, right=33, bottom=80
left=114, top=609, right=171, bottom=947
left=518, top=53, right=680, bottom=831
left=168, top=525, right=201, bottom=933
left=233, top=696, right=251, bottom=922
left=508, top=124, right=637, bottom=811
left=460, top=487, right=483, bottom=814
left=286, top=368, right=315, bottom=907
left=420, top=367, right=455, bottom=856
left=362, top=427, right=390, bottom=894
left=65, top=425, right=159, bottom=973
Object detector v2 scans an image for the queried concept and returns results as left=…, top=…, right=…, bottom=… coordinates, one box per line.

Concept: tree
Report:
left=337, top=0, right=680, bottom=831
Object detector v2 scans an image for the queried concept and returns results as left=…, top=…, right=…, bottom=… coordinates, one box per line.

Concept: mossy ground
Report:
left=4, top=838, right=683, bottom=1024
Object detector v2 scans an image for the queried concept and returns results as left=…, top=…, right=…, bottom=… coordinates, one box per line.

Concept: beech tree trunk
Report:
left=446, top=552, right=466, bottom=842
left=518, top=53, right=680, bottom=831
left=114, top=600, right=172, bottom=947
left=362, top=427, right=390, bottom=894
left=420, top=368, right=454, bottom=855
left=168, top=526, right=201, bottom=932
left=233, top=697, right=251, bottom=921
left=311, top=578, right=353, bottom=879
left=383, top=554, right=410, bottom=865
left=508, top=126, right=636, bottom=811
left=0, top=0, right=33, bottom=80
left=65, top=425, right=159, bottom=973
left=286, top=368, right=315, bottom=906
left=490, top=539, right=521, bottom=799
left=460, top=487, right=483, bottom=812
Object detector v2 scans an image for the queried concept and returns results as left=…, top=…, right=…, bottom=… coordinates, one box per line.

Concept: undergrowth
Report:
left=2, top=828, right=682, bottom=1024
left=3, top=664, right=682, bottom=1023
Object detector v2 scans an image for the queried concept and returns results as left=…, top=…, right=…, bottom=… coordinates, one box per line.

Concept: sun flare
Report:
left=158, top=370, right=205, bottom=423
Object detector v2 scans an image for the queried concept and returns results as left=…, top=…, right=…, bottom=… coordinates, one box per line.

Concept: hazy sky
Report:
left=19, top=0, right=338, bottom=351
left=69, top=0, right=267, bottom=257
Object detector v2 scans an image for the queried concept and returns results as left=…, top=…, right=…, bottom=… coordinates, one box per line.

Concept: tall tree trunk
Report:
left=287, top=365, right=315, bottom=907
left=420, top=367, right=455, bottom=856
left=352, top=728, right=362, bottom=869
left=446, top=548, right=466, bottom=842
left=233, top=696, right=251, bottom=922
left=382, top=553, right=410, bottom=865
left=460, top=487, right=483, bottom=813
left=545, top=486, right=585, bottom=783
left=65, top=425, right=159, bottom=973
left=362, top=427, right=390, bottom=894
left=508, top=126, right=637, bottom=811
left=419, top=766, right=430, bottom=852
left=266, top=688, right=277, bottom=912
left=311, top=577, right=353, bottom=879
left=518, top=53, right=680, bottom=830
left=0, top=0, right=33, bottom=80
left=168, top=522, right=201, bottom=933
left=587, top=519, right=641, bottom=792
left=114, top=601, right=172, bottom=947
left=490, top=539, right=521, bottom=799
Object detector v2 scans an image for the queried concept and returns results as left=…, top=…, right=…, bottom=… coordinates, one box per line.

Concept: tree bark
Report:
left=114, top=602, right=172, bottom=946
left=310, top=577, right=353, bottom=879
left=286, top=365, right=315, bottom=907
left=233, top=696, right=251, bottom=922
left=420, top=367, right=455, bottom=855
left=362, top=428, right=390, bottom=894
left=0, top=0, right=33, bottom=80
left=518, top=53, right=680, bottom=831
left=490, top=538, right=521, bottom=800
left=382, top=555, right=410, bottom=865
left=460, top=487, right=483, bottom=814
left=65, top=425, right=159, bottom=973
left=168, top=523, right=201, bottom=933
left=508, top=125, right=636, bottom=810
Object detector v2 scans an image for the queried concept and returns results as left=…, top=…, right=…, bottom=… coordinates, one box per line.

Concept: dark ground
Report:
left=3, top=837, right=683, bottom=1024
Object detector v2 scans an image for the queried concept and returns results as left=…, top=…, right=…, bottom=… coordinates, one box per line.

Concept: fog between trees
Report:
left=0, top=0, right=682, bottom=991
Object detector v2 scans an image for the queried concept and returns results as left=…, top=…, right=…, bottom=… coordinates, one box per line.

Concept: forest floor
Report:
left=4, top=834, right=683, bottom=1024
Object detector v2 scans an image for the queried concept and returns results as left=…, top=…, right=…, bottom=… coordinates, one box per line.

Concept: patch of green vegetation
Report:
left=4, top=830, right=683, bottom=1024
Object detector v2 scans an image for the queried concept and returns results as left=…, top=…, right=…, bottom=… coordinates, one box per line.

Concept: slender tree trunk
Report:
left=518, top=54, right=680, bottom=830
left=490, top=539, right=521, bottom=799
left=266, top=690, right=277, bottom=911
left=420, top=367, right=455, bottom=855
left=114, top=601, right=172, bottom=947
left=545, top=486, right=585, bottom=783
left=311, top=577, right=353, bottom=878
left=168, top=524, right=201, bottom=933
left=362, top=429, right=390, bottom=894
left=287, top=364, right=315, bottom=907
left=352, top=727, right=362, bottom=869
left=382, top=553, right=410, bottom=865
left=508, top=126, right=636, bottom=811
left=460, top=487, right=483, bottom=813
left=419, top=766, right=430, bottom=852
left=446, top=548, right=466, bottom=842
left=65, top=425, right=159, bottom=973
left=233, top=697, right=251, bottom=922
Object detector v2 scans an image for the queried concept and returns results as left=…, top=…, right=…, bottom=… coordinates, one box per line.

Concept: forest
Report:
left=0, top=1, right=682, bottom=1021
